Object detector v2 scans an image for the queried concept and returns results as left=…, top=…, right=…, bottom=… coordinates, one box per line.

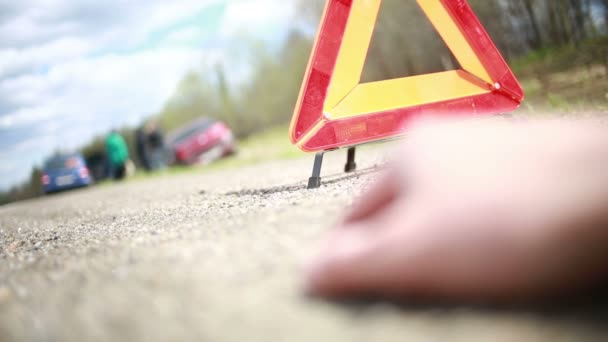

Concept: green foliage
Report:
left=546, top=93, right=570, bottom=109
left=155, top=30, right=311, bottom=140
left=0, top=167, right=43, bottom=206
left=231, top=32, right=311, bottom=137
left=513, top=36, right=608, bottom=76
left=156, top=71, right=222, bottom=134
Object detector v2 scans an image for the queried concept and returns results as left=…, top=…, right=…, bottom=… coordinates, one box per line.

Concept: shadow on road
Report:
left=223, top=165, right=384, bottom=197
left=309, top=283, right=608, bottom=331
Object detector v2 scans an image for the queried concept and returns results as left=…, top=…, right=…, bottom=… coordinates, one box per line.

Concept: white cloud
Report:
left=0, top=0, right=223, bottom=48
left=220, top=0, right=295, bottom=38
left=3, top=46, right=212, bottom=131
left=0, top=37, right=92, bottom=78
left=163, top=27, right=207, bottom=46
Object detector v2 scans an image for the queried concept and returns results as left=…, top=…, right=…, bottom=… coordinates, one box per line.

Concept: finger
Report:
left=304, top=222, right=390, bottom=297
left=305, top=202, right=540, bottom=303
left=341, top=167, right=401, bottom=225
left=305, top=199, right=423, bottom=298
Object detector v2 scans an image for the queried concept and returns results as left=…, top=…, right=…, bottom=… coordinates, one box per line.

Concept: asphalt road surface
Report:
left=1, top=146, right=607, bottom=342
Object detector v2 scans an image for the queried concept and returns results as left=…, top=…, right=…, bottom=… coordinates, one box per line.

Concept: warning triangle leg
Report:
left=344, top=147, right=357, bottom=173
left=307, top=152, right=325, bottom=189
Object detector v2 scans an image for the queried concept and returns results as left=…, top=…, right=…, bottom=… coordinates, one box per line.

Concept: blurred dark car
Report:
left=42, top=153, right=92, bottom=194
left=166, top=118, right=236, bottom=165
left=85, top=151, right=110, bottom=181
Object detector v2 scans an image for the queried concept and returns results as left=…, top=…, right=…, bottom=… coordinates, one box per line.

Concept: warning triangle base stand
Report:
left=307, top=152, right=325, bottom=189
left=344, top=147, right=357, bottom=173
left=307, top=147, right=358, bottom=189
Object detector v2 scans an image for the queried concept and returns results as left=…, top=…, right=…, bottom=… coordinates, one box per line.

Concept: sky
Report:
left=0, top=0, right=297, bottom=190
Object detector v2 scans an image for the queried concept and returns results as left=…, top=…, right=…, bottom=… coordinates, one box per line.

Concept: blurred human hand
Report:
left=305, top=116, right=608, bottom=303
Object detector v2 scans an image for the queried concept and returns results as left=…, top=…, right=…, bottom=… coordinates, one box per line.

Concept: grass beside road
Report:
left=512, top=38, right=608, bottom=113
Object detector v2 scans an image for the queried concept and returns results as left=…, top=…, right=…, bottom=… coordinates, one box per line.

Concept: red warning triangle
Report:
left=289, top=0, right=524, bottom=152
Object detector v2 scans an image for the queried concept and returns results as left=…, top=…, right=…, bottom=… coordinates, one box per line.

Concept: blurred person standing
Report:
left=105, top=130, right=130, bottom=180
left=144, top=120, right=166, bottom=171
left=136, top=120, right=166, bottom=172
left=135, top=127, right=151, bottom=170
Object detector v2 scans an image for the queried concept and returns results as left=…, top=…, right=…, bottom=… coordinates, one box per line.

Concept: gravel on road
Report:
left=1, top=145, right=607, bottom=342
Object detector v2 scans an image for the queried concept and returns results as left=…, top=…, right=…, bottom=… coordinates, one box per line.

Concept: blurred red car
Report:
left=166, top=118, right=236, bottom=165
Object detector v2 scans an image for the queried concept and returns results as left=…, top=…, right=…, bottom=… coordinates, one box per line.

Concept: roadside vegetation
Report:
left=2, top=0, right=607, bottom=206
